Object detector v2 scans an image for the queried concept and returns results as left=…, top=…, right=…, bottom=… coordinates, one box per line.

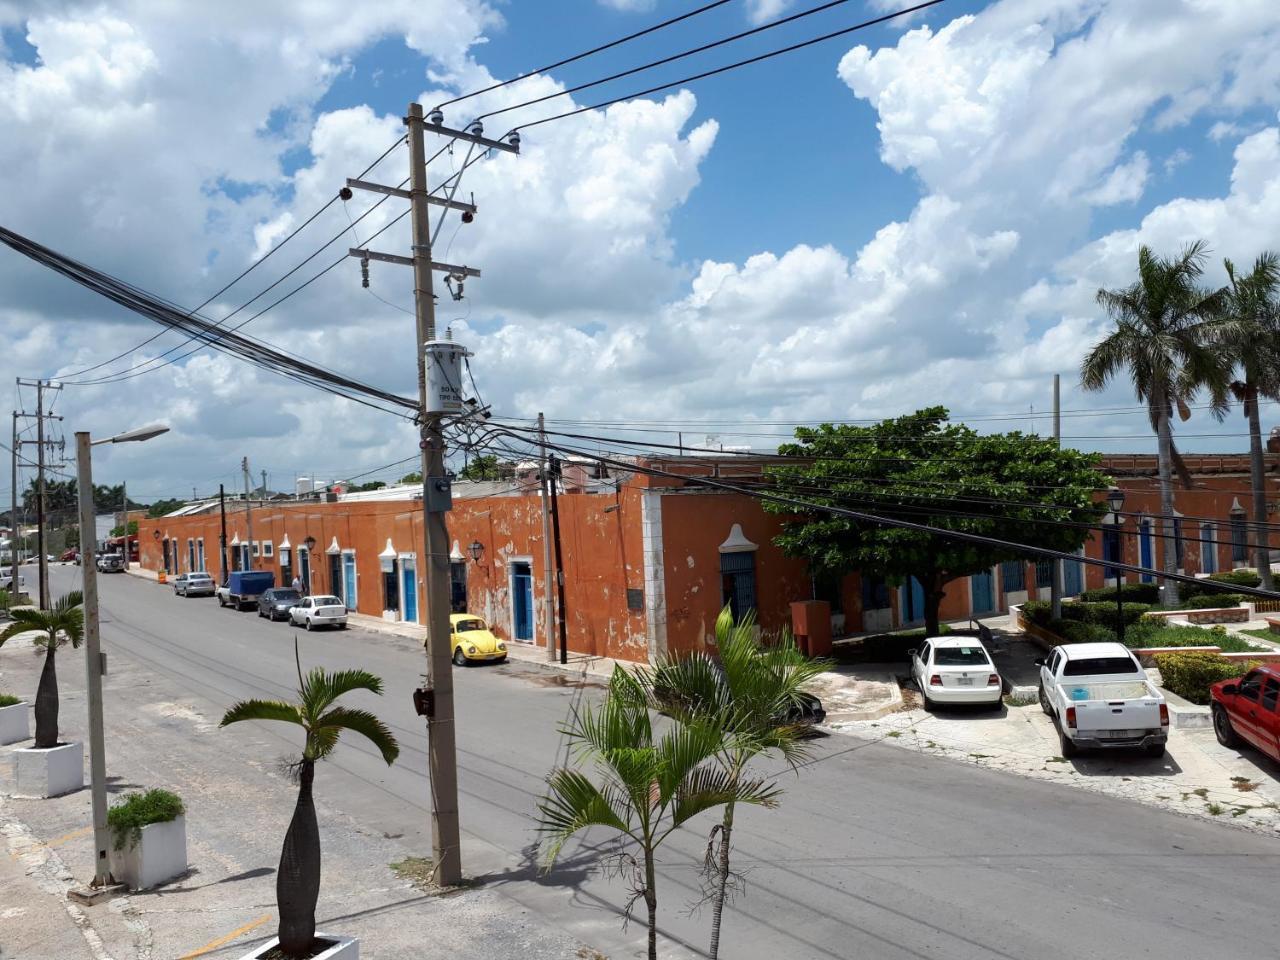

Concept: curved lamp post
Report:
left=77, top=423, right=168, bottom=890
left=1107, top=486, right=1126, bottom=644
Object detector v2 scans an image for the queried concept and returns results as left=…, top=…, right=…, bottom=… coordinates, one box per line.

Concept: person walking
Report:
left=292, top=574, right=303, bottom=596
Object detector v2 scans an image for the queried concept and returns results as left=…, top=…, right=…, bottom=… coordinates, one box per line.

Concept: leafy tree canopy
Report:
left=764, top=408, right=1106, bottom=634
left=399, top=472, right=422, bottom=484
left=459, top=455, right=502, bottom=482
left=345, top=481, right=387, bottom=493
left=147, top=499, right=187, bottom=518
left=109, top=520, right=140, bottom=537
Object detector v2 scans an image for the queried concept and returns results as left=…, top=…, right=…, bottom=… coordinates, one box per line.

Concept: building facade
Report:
left=137, top=452, right=1279, bottom=663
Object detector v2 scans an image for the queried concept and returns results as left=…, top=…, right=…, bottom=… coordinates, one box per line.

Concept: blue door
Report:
left=1139, top=520, right=1154, bottom=583
left=401, top=560, right=418, bottom=622
left=512, top=561, right=534, bottom=641
left=971, top=568, right=995, bottom=614
left=343, top=553, right=357, bottom=607
left=1064, top=555, right=1083, bottom=596
left=900, top=576, right=926, bottom=624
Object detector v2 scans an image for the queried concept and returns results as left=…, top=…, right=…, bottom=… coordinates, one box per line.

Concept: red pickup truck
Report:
left=1211, top=664, right=1280, bottom=762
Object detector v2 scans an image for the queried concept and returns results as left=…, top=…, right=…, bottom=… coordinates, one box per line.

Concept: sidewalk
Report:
left=0, top=629, right=596, bottom=960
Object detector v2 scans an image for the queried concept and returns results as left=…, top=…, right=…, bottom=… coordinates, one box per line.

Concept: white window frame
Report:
left=262, top=540, right=274, bottom=558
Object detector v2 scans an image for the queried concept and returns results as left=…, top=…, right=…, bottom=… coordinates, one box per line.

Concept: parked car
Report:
left=173, top=572, right=216, bottom=598
left=59, top=549, right=79, bottom=563
left=448, top=614, right=507, bottom=666
left=1036, top=642, right=1168, bottom=758
left=258, top=587, right=302, bottom=621
left=289, top=595, right=348, bottom=630
left=650, top=658, right=827, bottom=728
left=909, top=636, right=1002, bottom=710
left=216, top=570, right=275, bottom=610
left=1211, top=664, right=1280, bottom=762
left=96, top=553, right=126, bottom=573
left=0, top=571, right=25, bottom=594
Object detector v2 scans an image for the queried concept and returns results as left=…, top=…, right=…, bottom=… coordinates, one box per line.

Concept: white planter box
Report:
left=0, top=701, right=30, bottom=745
left=241, top=934, right=358, bottom=960
left=15, top=741, right=84, bottom=797
left=109, top=815, right=187, bottom=890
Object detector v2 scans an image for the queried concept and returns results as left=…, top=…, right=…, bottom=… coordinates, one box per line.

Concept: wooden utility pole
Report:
left=242, top=457, right=254, bottom=570
left=539, top=412, right=556, bottom=662
left=548, top=454, right=568, bottom=665
left=219, top=484, right=229, bottom=584
left=1050, top=373, right=1064, bottom=619
left=9, top=412, right=17, bottom=580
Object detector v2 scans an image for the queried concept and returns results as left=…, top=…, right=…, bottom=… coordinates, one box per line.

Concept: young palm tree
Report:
left=639, top=607, right=829, bottom=959
left=538, top=666, right=779, bottom=960
left=0, top=590, right=83, bottom=748
left=221, top=650, right=399, bottom=958
left=1223, top=252, right=1280, bottom=589
left=1082, top=241, right=1232, bottom=604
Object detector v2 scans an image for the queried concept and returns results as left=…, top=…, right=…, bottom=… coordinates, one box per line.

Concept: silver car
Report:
left=174, top=572, right=216, bottom=597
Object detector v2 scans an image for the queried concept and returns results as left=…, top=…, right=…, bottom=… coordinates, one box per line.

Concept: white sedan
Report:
left=909, top=636, right=1003, bottom=709
left=288, top=595, right=348, bottom=631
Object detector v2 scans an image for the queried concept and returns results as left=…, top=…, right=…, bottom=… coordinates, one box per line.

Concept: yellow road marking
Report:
left=178, top=914, right=272, bottom=960
left=9, top=825, right=93, bottom=859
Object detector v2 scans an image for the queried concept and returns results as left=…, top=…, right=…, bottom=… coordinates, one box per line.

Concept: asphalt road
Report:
left=58, top=565, right=1280, bottom=960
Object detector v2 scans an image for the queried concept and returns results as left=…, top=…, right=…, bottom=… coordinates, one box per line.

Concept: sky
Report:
left=2, top=0, right=1280, bottom=505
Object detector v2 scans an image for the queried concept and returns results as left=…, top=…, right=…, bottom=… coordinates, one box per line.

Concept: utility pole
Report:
left=345, top=102, right=517, bottom=885
left=241, top=457, right=254, bottom=570
left=539, top=413, right=556, bottom=662
left=1050, top=373, right=1064, bottom=619
left=121, top=481, right=128, bottom=568
left=261, top=469, right=268, bottom=498
left=218, top=484, right=228, bottom=584
left=548, top=454, right=569, bottom=665
left=409, top=100, right=461, bottom=885
left=36, top=380, right=48, bottom=608
left=9, top=412, right=17, bottom=579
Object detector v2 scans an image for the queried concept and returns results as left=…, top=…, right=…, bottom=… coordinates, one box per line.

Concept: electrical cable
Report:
left=476, top=0, right=865, bottom=122
left=505, top=0, right=947, bottom=135
left=432, top=0, right=737, bottom=111
left=58, top=135, right=408, bottom=381
left=472, top=426, right=1280, bottom=600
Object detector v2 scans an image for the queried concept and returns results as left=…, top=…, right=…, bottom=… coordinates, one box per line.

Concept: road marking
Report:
left=8, top=825, right=93, bottom=859
left=178, top=913, right=273, bottom=959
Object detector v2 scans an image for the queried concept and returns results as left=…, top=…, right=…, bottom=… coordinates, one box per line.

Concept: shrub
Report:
left=1080, top=583, right=1161, bottom=604
left=1182, top=570, right=1261, bottom=598
left=1177, top=593, right=1245, bottom=610
left=1066, top=601, right=1152, bottom=630
left=1020, top=600, right=1051, bottom=626
left=107, top=789, right=185, bottom=850
left=0, top=693, right=20, bottom=707
left=1152, top=652, right=1258, bottom=705
left=1052, top=620, right=1117, bottom=644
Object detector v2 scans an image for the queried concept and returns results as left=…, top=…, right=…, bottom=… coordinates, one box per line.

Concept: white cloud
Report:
left=1083, top=151, right=1149, bottom=205
left=596, top=0, right=656, bottom=11
left=1209, top=120, right=1244, bottom=141
left=1163, top=147, right=1191, bottom=174
left=746, top=0, right=794, bottom=25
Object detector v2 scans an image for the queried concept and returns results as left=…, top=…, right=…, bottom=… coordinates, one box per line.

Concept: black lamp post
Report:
left=1107, top=487, right=1126, bottom=643
left=468, top=540, right=484, bottom=563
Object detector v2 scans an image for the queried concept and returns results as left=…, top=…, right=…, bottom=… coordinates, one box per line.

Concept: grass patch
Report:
left=885, top=730, right=902, bottom=738
left=107, top=789, right=184, bottom=850
left=1004, top=692, right=1038, bottom=708
left=0, top=693, right=21, bottom=707
left=390, top=856, right=481, bottom=893
left=1241, top=628, right=1280, bottom=644
left=1231, top=777, right=1259, bottom=792
left=1207, top=802, right=1224, bottom=816
left=1192, top=787, right=1209, bottom=798
left=1047, top=756, right=1067, bottom=763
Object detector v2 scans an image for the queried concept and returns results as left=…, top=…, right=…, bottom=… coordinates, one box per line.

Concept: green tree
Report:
left=765, top=409, right=1104, bottom=636
left=637, top=608, right=829, bottom=959
left=538, top=667, right=778, bottom=960
left=1083, top=241, right=1232, bottom=604
left=147, top=499, right=187, bottom=518
left=1222, top=251, right=1280, bottom=591
left=399, top=472, right=422, bottom=484
left=459, top=455, right=502, bottom=482
left=345, top=481, right=387, bottom=493
left=0, top=591, right=84, bottom=747
left=109, top=520, right=139, bottom=538
left=220, top=651, right=399, bottom=958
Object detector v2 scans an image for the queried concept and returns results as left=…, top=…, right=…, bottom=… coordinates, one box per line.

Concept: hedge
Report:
left=1050, top=620, right=1116, bottom=645
left=1153, top=652, right=1257, bottom=705
left=1022, top=599, right=1150, bottom=629
left=1177, top=592, right=1245, bottom=610
left=1079, top=583, right=1160, bottom=604
left=1181, top=570, right=1260, bottom=597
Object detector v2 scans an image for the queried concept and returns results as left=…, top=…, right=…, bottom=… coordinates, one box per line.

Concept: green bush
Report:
left=1122, top=622, right=1258, bottom=652
left=107, top=789, right=185, bottom=850
left=0, top=693, right=20, bottom=707
left=1021, top=600, right=1051, bottom=626
left=1177, top=593, right=1245, bottom=610
left=1181, top=570, right=1261, bottom=598
left=1153, top=652, right=1258, bottom=705
left=1080, top=583, right=1161, bottom=604
left=1067, top=601, right=1152, bottom=630
left=1052, top=620, right=1117, bottom=644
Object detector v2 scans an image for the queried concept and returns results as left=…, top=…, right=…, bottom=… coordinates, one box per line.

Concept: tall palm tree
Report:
left=1082, top=241, right=1232, bottom=604
left=221, top=650, right=399, bottom=958
left=1223, top=252, right=1280, bottom=590
left=0, top=590, right=83, bottom=748
left=538, top=666, right=779, bottom=960
left=638, top=608, right=829, bottom=959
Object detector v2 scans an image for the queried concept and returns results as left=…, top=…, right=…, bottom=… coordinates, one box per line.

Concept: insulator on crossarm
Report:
left=360, top=255, right=370, bottom=289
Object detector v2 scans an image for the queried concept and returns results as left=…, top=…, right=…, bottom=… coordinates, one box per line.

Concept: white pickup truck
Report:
left=1036, top=641, right=1169, bottom=758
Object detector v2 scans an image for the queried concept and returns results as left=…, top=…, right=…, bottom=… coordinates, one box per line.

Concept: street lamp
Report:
left=76, top=423, right=168, bottom=890
left=468, top=540, right=484, bottom=563
left=1107, top=487, right=1126, bottom=644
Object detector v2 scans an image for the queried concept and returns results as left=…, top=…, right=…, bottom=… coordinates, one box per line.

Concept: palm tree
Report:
left=1082, top=241, right=1232, bottom=604
left=0, top=591, right=83, bottom=748
left=538, top=666, right=779, bottom=960
left=638, top=608, right=829, bottom=959
left=220, top=649, right=399, bottom=958
left=1223, top=252, right=1280, bottom=590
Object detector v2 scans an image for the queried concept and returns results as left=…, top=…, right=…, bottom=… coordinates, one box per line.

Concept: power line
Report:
left=432, top=0, right=737, bottom=111
left=505, top=0, right=947, bottom=135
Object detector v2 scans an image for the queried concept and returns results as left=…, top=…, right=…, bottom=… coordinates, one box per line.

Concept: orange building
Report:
left=137, top=452, right=1280, bottom=663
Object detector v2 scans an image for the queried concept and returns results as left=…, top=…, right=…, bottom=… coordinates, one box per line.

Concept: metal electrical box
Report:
left=424, top=337, right=470, bottom=415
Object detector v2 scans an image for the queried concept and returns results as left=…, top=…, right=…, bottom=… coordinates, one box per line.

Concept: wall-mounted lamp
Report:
left=304, top=535, right=317, bottom=552
left=151, top=529, right=161, bottom=540
left=468, top=540, right=484, bottom=563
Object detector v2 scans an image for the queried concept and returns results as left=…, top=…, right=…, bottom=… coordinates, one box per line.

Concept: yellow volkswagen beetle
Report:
left=450, top=613, right=508, bottom=666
